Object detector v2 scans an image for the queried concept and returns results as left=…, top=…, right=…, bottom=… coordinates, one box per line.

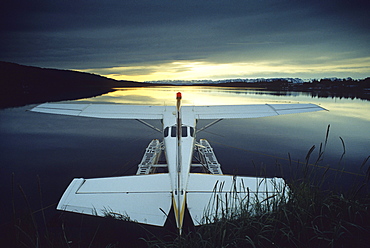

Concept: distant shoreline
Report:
left=0, top=61, right=156, bottom=108
left=1, top=61, right=369, bottom=108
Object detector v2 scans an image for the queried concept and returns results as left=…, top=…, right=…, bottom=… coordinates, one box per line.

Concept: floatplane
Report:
left=31, top=92, right=325, bottom=234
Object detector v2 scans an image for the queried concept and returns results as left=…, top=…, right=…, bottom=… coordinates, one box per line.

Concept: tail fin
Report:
left=186, top=174, right=289, bottom=225
left=174, top=92, right=184, bottom=232
left=57, top=174, right=172, bottom=226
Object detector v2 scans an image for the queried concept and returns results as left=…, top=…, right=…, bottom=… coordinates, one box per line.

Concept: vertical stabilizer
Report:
left=174, top=92, right=186, bottom=234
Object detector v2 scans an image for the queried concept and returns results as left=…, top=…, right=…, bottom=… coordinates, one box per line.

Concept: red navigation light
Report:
left=176, top=92, right=182, bottom=100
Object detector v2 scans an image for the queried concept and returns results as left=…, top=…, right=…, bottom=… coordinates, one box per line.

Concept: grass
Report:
left=144, top=171, right=370, bottom=248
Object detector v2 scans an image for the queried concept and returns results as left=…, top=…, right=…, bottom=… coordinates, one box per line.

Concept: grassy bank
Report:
left=145, top=174, right=369, bottom=248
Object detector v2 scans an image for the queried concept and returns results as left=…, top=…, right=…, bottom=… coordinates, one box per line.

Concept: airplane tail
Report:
left=56, top=173, right=288, bottom=228
left=186, top=174, right=289, bottom=225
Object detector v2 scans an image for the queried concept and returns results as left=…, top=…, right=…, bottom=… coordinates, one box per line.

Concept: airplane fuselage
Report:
left=162, top=93, right=196, bottom=231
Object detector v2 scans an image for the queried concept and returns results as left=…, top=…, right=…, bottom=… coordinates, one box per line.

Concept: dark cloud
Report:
left=1, top=0, right=369, bottom=78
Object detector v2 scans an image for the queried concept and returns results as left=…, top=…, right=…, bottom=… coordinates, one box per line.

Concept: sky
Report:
left=1, top=0, right=369, bottom=81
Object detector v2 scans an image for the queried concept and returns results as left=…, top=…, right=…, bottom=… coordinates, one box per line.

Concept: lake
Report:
left=75, top=86, right=370, bottom=178
left=1, top=86, right=369, bottom=246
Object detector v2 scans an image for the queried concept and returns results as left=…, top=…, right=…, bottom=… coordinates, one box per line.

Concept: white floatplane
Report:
left=31, top=92, right=325, bottom=234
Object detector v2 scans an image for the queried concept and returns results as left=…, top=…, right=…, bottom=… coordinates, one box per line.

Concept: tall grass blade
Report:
left=339, top=136, right=346, bottom=164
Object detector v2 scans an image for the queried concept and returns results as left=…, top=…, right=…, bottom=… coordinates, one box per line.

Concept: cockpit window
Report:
left=182, top=126, right=187, bottom=137
left=165, top=126, right=194, bottom=138
left=171, top=126, right=176, bottom=137
left=164, top=127, right=169, bottom=137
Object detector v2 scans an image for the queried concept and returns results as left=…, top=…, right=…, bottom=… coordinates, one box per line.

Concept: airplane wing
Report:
left=31, top=103, right=172, bottom=119
left=186, top=174, right=289, bottom=225
left=31, top=103, right=324, bottom=120
left=57, top=174, right=172, bottom=226
left=184, top=104, right=325, bottom=119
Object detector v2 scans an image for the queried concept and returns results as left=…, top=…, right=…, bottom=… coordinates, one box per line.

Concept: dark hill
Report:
left=0, top=62, right=145, bottom=108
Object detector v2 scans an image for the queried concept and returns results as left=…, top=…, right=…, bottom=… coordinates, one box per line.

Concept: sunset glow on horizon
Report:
left=78, top=57, right=370, bottom=82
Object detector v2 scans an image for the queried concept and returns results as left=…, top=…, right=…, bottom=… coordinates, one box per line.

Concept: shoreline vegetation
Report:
left=1, top=61, right=369, bottom=109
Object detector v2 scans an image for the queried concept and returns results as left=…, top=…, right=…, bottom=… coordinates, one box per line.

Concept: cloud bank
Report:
left=1, top=0, right=369, bottom=80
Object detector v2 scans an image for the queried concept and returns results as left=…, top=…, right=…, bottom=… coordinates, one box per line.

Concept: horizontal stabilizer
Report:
left=57, top=174, right=172, bottom=226
left=186, top=174, right=289, bottom=225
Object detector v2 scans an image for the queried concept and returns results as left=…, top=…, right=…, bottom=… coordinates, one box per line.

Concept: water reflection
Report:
left=77, top=86, right=370, bottom=122
left=77, top=86, right=316, bottom=105
left=75, top=87, right=370, bottom=173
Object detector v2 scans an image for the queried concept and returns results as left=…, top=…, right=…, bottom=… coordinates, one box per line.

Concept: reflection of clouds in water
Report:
left=86, top=87, right=306, bottom=106
left=79, top=86, right=370, bottom=122
left=92, top=94, right=158, bottom=104
left=327, top=104, right=370, bottom=121
left=306, top=98, right=370, bottom=122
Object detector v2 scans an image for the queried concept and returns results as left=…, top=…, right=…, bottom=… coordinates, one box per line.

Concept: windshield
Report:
left=164, top=126, right=194, bottom=138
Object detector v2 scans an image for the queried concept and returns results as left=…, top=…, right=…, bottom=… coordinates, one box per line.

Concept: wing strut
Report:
left=196, top=119, right=223, bottom=133
left=136, top=119, right=162, bottom=133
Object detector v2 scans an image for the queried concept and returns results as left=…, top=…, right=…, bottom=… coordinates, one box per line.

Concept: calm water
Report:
left=77, top=86, right=370, bottom=176
left=1, top=86, right=369, bottom=245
